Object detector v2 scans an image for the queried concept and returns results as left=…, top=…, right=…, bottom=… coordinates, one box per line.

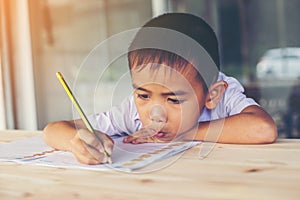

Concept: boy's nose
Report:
left=149, top=104, right=167, bottom=124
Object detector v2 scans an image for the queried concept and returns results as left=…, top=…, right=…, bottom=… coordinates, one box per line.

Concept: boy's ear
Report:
left=205, top=81, right=228, bottom=110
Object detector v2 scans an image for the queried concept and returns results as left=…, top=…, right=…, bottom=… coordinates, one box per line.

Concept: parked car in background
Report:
left=256, top=47, right=300, bottom=80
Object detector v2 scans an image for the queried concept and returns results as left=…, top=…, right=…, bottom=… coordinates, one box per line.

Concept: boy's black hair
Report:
left=128, top=13, right=220, bottom=90
left=140, top=13, right=220, bottom=69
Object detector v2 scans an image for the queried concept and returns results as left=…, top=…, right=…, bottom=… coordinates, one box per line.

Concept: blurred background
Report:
left=0, top=0, right=300, bottom=138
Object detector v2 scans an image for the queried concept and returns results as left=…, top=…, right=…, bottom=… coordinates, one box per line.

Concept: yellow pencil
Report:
left=56, top=72, right=112, bottom=164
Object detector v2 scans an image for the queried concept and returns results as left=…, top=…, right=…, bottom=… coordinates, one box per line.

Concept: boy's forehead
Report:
left=131, top=64, right=202, bottom=91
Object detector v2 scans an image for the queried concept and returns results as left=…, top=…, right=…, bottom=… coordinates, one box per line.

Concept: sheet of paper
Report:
left=0, top=135, right=200, bottom=171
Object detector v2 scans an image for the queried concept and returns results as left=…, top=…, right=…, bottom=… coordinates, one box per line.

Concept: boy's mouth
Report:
left=154, top=132, right=166, bottom=138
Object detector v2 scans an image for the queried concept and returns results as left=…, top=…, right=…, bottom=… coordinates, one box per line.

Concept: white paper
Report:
left=0, top=135, right=200, bottom=171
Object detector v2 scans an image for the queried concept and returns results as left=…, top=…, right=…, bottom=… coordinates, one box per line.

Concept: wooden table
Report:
left=0, top=130, right=300, bottom=200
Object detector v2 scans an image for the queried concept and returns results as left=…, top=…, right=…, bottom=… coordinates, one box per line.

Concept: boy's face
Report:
left=131, top=63, right=207, bottom=141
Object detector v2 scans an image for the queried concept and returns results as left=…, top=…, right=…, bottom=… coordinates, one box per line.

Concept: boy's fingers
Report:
left=76, top=129, right=113, bottom=163
left=123, top=135, right=160, bottom=144
left=77, top=129, right=98, bottom=147
left=123, top=128, right=156, bottom=143
left=123, top=135, right=136, bottom=143
left=81, top=142, right=106, bottom=162
left=78, top=129, right=114, bottom=154
left=136, top=128, right=155, bottom=138
left=74, top=152, right=101, bottom=165
left=96, top=132, right=114, bottom=155
left=129, top=128, right=155, bottom=139
left=70, top=137, right=102, bottom=164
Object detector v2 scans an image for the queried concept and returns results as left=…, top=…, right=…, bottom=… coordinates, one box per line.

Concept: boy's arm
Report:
left=190, top=105, right=278, bottom=144
left=43, top=119, right=84, bottom=151
left=43, top=120, right=114, bottom=164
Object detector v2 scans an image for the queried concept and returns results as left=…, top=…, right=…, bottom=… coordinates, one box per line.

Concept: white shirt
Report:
left=88, top=72, right=258, bottom=136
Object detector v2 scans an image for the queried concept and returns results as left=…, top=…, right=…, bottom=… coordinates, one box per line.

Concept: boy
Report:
left=43, top=13, right=277, bottom=165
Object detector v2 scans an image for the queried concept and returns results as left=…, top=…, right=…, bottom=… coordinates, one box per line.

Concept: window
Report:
left=2, top=0, right=300, bottom=138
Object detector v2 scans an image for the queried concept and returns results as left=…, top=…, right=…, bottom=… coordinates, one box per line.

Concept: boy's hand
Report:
left=123, top=128, right=176, bottom=144
left=70, top=129, right=114, bottom=165
left=123, top=129, right=156, bottom=144
left=123, top=126, right=199, bottom=144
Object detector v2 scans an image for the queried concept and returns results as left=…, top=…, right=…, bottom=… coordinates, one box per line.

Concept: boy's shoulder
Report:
left=217, top=72, right=248, bottom=93
left=217, top=72, right=258, bottom=114
left=217, top=72, right=240, bottom=84
left=199, top=72, right=258, bottom=121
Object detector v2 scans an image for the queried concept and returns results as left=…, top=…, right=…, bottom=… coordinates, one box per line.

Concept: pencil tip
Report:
left=106, top=152, right=112, bottom=164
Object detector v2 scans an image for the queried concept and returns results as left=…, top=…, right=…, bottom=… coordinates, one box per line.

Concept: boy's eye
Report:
left=167, top=97, right=184, bottom=104
left=137, top=94, right=149, bottom=100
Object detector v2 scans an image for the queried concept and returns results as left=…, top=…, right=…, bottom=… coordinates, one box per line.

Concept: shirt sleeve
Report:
left=219, top=73, right=258, bottom=116
left=87, top=95, right=142, bottom=136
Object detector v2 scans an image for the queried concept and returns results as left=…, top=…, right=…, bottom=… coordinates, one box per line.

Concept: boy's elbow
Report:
left=42, top=123, right=53, bottom=145
left=42, top=121, right=61, bottom=145
left=260, top=127, right=278, bottom=144
left=255, top=119, right=278, bottom=144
